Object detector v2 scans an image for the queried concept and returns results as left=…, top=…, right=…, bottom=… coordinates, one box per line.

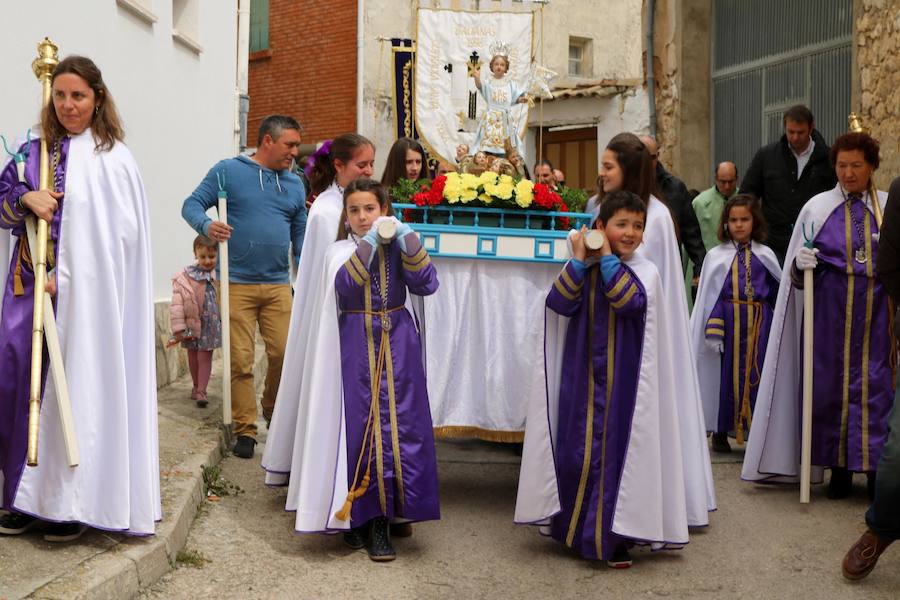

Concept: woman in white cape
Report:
left=0, top=56, right=158, bottom=540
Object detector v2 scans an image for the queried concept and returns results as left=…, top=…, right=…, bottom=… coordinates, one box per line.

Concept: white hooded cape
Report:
left=742, top=185, right=888, bottom=482
left=262, top=182, right=342, bottom=485
left=8, top=130, right=159, bottom=534
left=515, top=254, right=690, bottom=547
left=636, top=196, right=716, bottom=525
left=691, top=242, right=781, bottom=430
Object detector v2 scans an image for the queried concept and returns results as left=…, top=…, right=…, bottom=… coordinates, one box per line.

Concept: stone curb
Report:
left=28, top=416, right=227, bottom=600
left=25, top=344, right=266, bottom=600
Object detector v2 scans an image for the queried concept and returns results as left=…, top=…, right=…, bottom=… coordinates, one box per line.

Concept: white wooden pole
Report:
left=218, top=194, right=232, bottom=426
left=800, top=267, right=814, bottom=503
left=25, top=216, right=78, bottom=466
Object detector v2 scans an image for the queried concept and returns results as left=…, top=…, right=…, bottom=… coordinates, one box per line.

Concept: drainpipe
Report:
left=236, top=0, right=250, bottom=152
left=357, top=0, right=365, bottom=132
left=646, top=0, right=657, bottom=137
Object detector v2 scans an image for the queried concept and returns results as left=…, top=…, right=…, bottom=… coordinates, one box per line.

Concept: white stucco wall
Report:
left=360, top=0, right=647, bottom=175
left=0, top=1, right=237, bottom=301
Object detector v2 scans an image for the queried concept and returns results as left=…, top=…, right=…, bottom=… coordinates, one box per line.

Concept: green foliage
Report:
left=556, top=185, right=589, bottom=213
left=201, top=464, right=243, bottom=498
left=176, top=548, right=211, bottom=568
left=390, top=178, right=431, bottom=203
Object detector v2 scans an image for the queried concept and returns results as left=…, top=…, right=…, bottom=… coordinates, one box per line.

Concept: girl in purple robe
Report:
left=691, top=195, right=781, bottom=453
left=332, top=178, right=440, bottom=561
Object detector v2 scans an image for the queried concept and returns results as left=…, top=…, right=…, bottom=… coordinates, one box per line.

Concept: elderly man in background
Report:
left=693, top=162, right=739, bottom=252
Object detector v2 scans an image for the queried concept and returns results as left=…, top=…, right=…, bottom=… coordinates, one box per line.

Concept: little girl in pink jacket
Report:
left=170, top=236, right=222, bottom=406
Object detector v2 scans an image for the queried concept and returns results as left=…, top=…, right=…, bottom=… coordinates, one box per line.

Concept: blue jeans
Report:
left=866, top=378, right=900, bottom=542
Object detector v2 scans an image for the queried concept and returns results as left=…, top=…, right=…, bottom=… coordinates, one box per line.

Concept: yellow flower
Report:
left=460, top=173, right=480, bottom=191
left=460, top=187, right=478, bottom=203
left=479, top=171, right=499, bottom=185
left=479, top=192, right=493, bottom=204
left=498, top=174, right=514, bottom=185
left=494, top=181, right=514, bottom=200
left=515, top=179, right=533, bottom=207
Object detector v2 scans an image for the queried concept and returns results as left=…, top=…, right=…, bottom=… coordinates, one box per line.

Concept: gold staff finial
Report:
left=32, top=37, right=59, bottom=82
left=848, top=112, right=868, bottom=134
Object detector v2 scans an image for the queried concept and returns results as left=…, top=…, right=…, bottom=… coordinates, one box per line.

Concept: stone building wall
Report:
left=855, top=0, right=900, bottom=189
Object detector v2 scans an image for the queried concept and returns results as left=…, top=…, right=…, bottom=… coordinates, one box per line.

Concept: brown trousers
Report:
left=228, top=283, right=292, bottom=438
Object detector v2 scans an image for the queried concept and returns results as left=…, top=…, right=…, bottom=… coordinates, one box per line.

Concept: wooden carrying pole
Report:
left=25, top=217, right=78, bottom=466
left=800, top=264, right=814, bottom=503
left=26, top=38, right=59, bottom=466
left=217, top=182, right=232, bottom=426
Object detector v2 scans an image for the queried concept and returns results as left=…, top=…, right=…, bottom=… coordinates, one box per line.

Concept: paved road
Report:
left=141, top=439, right=899, bottom=600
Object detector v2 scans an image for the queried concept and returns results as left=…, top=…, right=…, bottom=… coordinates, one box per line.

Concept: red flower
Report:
left=533, top=183, right=561, bottom=210
left=431, top=175, right=447, bottom=195
left=412, top=192, right=430, bottom=207
left=558, top=216, right=571, bottom=230
left=403, top=208, right=416, bottom=222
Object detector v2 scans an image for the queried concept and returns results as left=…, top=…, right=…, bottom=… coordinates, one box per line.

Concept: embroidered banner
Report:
left=415, top=8, right=532, bottom=163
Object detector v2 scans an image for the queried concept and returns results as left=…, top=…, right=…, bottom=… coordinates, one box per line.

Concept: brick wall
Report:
left=248, top=0, right=358, bottom=146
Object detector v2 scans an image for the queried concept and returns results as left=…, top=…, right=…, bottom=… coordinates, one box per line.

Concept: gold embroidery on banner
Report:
left=380, top=250, right=406, bottom=511
left=595, top=306, right=616, bottom=559
left=554, top=279, right=578, bottom=301
left=566, top=269, right=598, bottom=548
left=861, top=211, right=874, bottom=470
left=840, top=203, right=855, bottom=468
left=402, top=60, right=413, bottom=138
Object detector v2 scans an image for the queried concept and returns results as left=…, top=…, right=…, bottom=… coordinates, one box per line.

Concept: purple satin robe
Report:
left=0, top=137, right=70, bottom=508
left=546, top=259, right=647, bottom=561
left=334, top=233, right=440, bottom=525
left=802, top=198, right=893, bottom=472
left=705, top=245, right=778, bottom=438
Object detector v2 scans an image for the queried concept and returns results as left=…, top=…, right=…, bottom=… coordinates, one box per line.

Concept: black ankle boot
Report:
left=867, top=472, right=877, bottom=502
left=827, top=467, right=853, bottom=499
left=366, top=517, right=396, bottom=562
left=343, top=525, right=367, bottom=550
left=711, top=432, right=731, bottom=453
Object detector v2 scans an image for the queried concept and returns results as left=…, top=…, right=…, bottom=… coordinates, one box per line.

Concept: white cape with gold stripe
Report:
left=741, top=185, right=887, bottom=483
left=9, top=129, right=159, bottom=534
left=515, top=254, right=690, bottom=547
left=262, top=182, right=341, bottom=485
left=691, top=242, right=781, bottom=431
left=637, top=196, right=716, bottom=525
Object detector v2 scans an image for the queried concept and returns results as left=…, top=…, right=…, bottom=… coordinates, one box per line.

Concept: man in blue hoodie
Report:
left=183, top=115, right=307, bottom=458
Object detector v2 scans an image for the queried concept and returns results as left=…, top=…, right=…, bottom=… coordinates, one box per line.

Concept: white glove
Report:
left=566, top=228, right=578, bottom=259
left=795, top=246, right=819, bottom=271
left=705, top=338, right=724, bottom=354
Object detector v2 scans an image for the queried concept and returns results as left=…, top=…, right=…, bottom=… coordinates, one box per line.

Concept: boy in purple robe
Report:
left=742, top=132, right=893, bottom=500
left=517, top=190, right=692, bottom=568
left=332, top=178, right=440, bottom=561
left=691, top=195, right=781, bottom=453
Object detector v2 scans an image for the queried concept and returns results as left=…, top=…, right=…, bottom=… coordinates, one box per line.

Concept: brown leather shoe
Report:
left=842, top=529, right=893, bottom=580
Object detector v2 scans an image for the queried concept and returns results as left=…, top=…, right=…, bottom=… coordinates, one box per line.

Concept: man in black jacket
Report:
left=640, top=136, right=706, bottom=284
left=740, top=105, right=836, bottom=265
left=842, top=175, right=900, bottom=580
